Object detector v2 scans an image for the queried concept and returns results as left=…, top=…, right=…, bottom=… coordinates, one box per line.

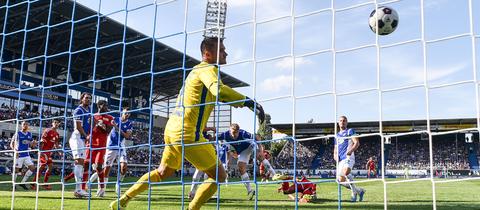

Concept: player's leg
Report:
left=69, top=134, right=87, bottom=197
left=257, top=145, right=276, bottom=176
left=21, top=158, right=35, bottom=183
left=81, top=149, right=92, bottom=191
left=237, top=147, right=254, bottom=199
left=189, top=168, right=204, bottom=200
left=43, top=161, right=53, bottom=190
left=186, top=143, right=226, bottom=210
left=115, top=150, right=128, bottom=194
left=14, top=158, right=28, bottom=190
left=96, top=150, right=106, bottom=197
left=32, top=158, right=46, bottom=189
left=110, top=141, right=178, bottom=210
left=103, top=149, right=117, bottom=188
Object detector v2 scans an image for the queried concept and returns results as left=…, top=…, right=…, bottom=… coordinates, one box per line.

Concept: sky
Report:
left=77, top=0, right=480, bottom=133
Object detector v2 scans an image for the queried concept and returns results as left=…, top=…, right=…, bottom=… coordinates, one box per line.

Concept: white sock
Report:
left=90, top=172, right=98, bottom=182
left=14, top=172, right=21, bottom=182
left=104, top=177, right=108, bottom=188
left=21, top=170, right=33, bottom=183
left=262, top=159, right=276, bottom=175
left=241, top=173, right=252, bottom=193
left=119, top=174, right=125, bottom=182
left=346, top=174, right=358, bottom=195
left=74, top=164, right=84, bottom=192
left=190, top=170, right=203, bottom=194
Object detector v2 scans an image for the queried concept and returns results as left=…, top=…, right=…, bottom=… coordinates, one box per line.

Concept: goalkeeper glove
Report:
left=244, top=97, right=265, bottom=124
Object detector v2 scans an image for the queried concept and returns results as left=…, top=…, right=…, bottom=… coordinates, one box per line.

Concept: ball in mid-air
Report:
left=369, top=6, right=399, bottom=35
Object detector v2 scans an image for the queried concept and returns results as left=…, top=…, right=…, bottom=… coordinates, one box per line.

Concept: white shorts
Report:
left=15, top=156, right=34, bottom=168
left=336, top=158, right=355, bottom=177
left=105, top=149, right=128, bottom=167
left=237, top=144, right=256, bottom=164
left=69, top=132, right=86, bottom=159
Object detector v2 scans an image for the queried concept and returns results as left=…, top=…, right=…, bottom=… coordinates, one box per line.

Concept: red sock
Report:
left=82, top=170, right=89, bottom=190
left=44, top=171, right=51, bottom=183
left=64, top=171, right=75, bottom=181
left=98, top=171, right=105, bottom=188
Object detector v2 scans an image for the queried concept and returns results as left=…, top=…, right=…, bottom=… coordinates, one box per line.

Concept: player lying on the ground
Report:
left=273, top=174, right=317, bottom=203
left=32, top=119, right=60, bottom=190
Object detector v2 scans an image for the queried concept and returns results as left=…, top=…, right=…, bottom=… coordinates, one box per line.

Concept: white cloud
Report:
left=274, top=57, right=313, bottom=70
left=260, top=74, right=294, bottom=93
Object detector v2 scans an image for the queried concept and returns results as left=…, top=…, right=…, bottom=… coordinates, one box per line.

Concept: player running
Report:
left=334, top=115, right=365, bottom=202
left=10, top=121, right=37, bottom=190
left=83, top=100, right=116, bottom=197
left=31, top=119, right=61, bottom=190
left=217, top=123, right=276, bottom=200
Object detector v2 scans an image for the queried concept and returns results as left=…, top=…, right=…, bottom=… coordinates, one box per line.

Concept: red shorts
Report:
left=260, top=163, right=266, bottom=174
left=39, top=152, right=53, bottom=165
left=85, top=148, right=106, bottom=164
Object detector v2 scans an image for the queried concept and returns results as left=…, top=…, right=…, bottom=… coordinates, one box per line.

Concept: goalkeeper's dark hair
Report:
left=201, top=37, right=223, bottom=54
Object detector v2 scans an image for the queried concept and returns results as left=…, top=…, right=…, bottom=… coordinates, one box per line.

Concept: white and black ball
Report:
left=369, top=6, right=399, bottom=35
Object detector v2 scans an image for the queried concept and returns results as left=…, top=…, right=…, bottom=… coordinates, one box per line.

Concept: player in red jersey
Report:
left=32, top=119, right=61, bottom=190
left=273, top=174, right=317, bottom=203
left=83, top=100, right=116, bottom=197
left=366, top=157, right=376, bottom=178
left=260, top=150, right=272, bottom=182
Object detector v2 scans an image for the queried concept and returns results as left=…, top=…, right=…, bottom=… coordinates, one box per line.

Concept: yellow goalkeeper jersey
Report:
left=164, top=61, right=247, bottom=143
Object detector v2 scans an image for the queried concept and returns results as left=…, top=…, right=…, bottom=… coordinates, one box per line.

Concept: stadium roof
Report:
left=270, top=118, right=478, bottom=137
left=0, top=0, right=248, bottom=98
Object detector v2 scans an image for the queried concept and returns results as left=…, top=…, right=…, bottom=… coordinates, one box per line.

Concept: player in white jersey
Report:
left=89, top=106, right=133, bottom=195
left=10, top=121, right=37, bottom=190
left=334, top=116, right=365, bottom=202
left=69, top=92, right=92, bottom=198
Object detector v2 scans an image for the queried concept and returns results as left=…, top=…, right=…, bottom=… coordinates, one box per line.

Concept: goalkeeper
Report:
left=110, top=36, right=265, bottom=210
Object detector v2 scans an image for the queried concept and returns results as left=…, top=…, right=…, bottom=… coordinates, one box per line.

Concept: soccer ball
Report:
left=368, top=6, right=399, bottom=35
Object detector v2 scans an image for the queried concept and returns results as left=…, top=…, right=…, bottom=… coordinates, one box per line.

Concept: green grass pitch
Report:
left=0, top=175, right=479, bottom=210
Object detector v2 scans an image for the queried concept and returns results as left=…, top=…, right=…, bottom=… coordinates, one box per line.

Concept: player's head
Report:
left=52, top=119, right=61, bottom=129
left=369, top=157, right=373, bottom=161
left=121, top=102, right=130, bottom=120
left=97, top=100, right=109, bottom=113
left=80, top=92, right=92, bottom=107
left=338, top=115, right=348, bottom=130
left=229, top=123, right=240, bottom=139
left=20, top=121, right=29, bottom=131
left=201, top=37, right=227, bottom=65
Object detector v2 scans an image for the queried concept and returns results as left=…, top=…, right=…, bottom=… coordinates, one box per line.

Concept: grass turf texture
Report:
left=0, top=175, right=479, bottom=210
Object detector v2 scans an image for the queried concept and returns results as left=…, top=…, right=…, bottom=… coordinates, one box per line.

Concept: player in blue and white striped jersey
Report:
left=10, top=121, right=37, bottom=190
left=68, top=92, right=92, bottom=198
left=334, top=115, right=365, bottom=202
